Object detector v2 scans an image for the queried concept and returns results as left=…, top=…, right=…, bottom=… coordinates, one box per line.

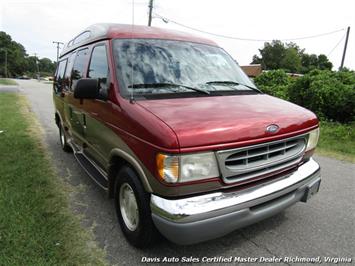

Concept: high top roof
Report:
left=60, top=23, right=218, bottom=57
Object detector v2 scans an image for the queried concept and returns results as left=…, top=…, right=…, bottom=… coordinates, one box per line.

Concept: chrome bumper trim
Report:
left=151, top=158, right=320, bottom=224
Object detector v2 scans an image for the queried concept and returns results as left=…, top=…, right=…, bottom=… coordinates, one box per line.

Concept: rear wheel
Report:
left=114, top=165, right=159, bottom=248
left=59, top=122, right=71, bottom=152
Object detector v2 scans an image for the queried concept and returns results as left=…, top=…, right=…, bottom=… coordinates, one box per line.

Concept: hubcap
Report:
left=60, top=126, right=65, bottom=147
left=119, top=183, right=139, bottom=231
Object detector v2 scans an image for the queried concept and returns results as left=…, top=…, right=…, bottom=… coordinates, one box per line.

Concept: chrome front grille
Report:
left=216, top=135, right=307, bottom=184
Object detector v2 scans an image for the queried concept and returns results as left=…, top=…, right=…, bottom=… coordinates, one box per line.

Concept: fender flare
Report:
left=109, top=148, right=153, bottom=193
left=55, top=110, right=64, bottom=127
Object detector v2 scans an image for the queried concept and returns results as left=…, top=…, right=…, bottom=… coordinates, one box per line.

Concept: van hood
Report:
left=137, top=94, right=318, bottom=149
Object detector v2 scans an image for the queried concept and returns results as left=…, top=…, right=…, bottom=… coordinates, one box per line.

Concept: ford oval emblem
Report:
left=266, top=124, right=279, bottom=134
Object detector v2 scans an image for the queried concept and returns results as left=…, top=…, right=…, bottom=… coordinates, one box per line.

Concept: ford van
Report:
left=53, top=23, right=321, bottom=247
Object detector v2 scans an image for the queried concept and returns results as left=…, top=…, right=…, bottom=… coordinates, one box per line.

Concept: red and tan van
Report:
left=53, top=23, right=321, bottom=247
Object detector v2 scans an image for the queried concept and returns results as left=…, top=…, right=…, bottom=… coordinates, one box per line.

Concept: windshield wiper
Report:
left=206, top=80, right=261, bottom=93
left=128, top=82, right=210, bottom=95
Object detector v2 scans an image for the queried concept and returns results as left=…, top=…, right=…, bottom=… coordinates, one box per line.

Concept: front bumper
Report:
left=150, top=158, right=321, bottom=245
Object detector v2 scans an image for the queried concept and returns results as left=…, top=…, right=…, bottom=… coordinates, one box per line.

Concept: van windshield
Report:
left=113, top=39, right=258, bottom=98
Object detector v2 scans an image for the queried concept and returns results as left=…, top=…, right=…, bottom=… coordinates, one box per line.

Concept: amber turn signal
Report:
left=156, top=153, right=179, bottom=183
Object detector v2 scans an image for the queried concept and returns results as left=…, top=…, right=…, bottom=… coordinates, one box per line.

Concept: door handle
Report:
left=82, top=114, right=86, bottom=127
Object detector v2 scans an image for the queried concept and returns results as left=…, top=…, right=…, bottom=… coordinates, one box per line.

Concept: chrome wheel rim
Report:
left=119, top=183, right=139, bottom=231
left=60, top=126, right=65, bottom=147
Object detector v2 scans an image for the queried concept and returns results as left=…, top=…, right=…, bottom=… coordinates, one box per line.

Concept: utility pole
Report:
left=5, top=49, right=7, bottom=78
left=34, top=53, right=40, bottom=80
left=340, top=26, right=350, bottom=70
left=148, top=0, right=153, bottom=26
left=52, top=41, right=64, bottom=63
left=4, top=49, right=7, bottom=78
left=0, top=49, right=7, bottom=78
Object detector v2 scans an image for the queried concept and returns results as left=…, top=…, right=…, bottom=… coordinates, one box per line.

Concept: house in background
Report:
left=241, top=64, right=262, bottom=78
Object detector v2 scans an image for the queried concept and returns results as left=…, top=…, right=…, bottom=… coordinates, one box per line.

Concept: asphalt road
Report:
left=7, top=79, right=355, bottom=265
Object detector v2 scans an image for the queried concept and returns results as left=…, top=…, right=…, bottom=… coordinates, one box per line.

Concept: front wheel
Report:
left=114, top=166, right=159, bottom=248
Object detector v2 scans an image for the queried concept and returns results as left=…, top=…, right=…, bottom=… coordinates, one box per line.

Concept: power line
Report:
left=34, top=53, right=40, bottom=80
left=327, top=32, right=346, bottom=57
left=153, top=13, right=345, bottom=42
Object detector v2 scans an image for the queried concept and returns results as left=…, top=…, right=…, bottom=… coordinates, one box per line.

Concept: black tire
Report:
left=59, top=122, right=71, bottom=152
left=114, top=165, right=159, bottom=248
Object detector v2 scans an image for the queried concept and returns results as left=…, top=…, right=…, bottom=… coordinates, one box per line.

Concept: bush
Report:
left=253, top=69, right=355, bottom=123
left=288, top=70, right=355, bottom=123
left=254, top=70, right=293, bottom=100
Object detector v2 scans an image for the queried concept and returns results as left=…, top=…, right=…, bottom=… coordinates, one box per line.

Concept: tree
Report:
left=0, top=31, right=56, bottom=77
left=317, top=54, right=333, bottom=70
left=0, top=31, right=27, bottom=76
left=25, top=56, right=38, bottom=74
left=252, top=40, right=286, bottom=70
left=39, top=58, right=56, bottom=74
left=301, top=53, right=332, bottom=73
left=281, top=48, right=302, bottom=73
left=301, top=53, right=318, bottom=73
left=252, top=40, right=333, bottom=74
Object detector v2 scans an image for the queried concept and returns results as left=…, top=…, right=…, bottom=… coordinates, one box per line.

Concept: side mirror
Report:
left=74, top=78, right=99, bottom=99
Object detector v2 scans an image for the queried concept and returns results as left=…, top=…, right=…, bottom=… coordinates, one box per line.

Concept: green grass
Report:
left=0, top=78, right=18, bottom=85
left=0, top=93, right=106, bottom=265
left=317, top=121, right=355, bottom=162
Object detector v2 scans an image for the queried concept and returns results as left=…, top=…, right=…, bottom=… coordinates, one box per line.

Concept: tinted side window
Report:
left=65, top=53, right=76, bottom=78
left=54, top=59, right=67, bottom=93
left=88, top=45, right=108, bottom=89
left=71, top=48, right=88, bottom=89
left=64, top=52, right=76, bottom=90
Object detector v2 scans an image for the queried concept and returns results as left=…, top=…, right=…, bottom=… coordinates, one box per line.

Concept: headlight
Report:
left=180, top=152, right=219, bottom=182
left=156, top=152, right=219, bottom=183
left=306, top=128, right=320, bottom=151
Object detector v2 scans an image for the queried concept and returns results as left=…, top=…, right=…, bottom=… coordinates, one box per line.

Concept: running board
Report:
left=68, top=139, right=109, bottom=190
left=68, top=140, right=108, bottom=191
left=74, top=152, right=109, bottom=190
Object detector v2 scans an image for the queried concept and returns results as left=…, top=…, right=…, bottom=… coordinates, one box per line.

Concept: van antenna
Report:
left=129, top=0, right=135, bottom=103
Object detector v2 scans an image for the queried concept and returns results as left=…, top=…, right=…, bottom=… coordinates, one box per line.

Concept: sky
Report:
left=1, top=0, right=354, bottom=70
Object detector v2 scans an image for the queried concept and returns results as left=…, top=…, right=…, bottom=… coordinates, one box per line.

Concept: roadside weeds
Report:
left=316, top=121, right=355, bottom=163
left=0, top=93, right=107, bottom=265
left=0, top=78, right=18, bottom=86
